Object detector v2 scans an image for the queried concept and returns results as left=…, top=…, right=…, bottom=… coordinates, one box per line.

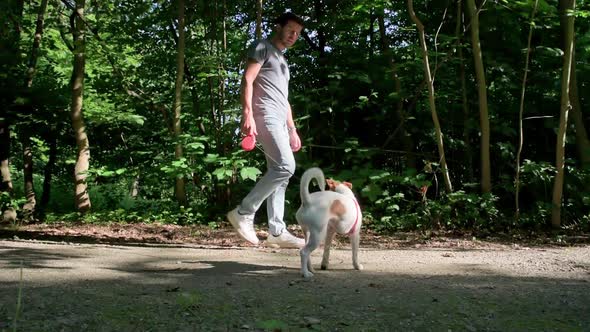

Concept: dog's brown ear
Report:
left=343, top=181, right=353, bottom=189
left=326, top=178, right=337, bottom=190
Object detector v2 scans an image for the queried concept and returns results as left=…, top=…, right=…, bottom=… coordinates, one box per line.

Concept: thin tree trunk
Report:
left=0, top=121, right=12, bottom=192
left=22, top=131, right=36, bottom=218
left=20, top=0, right=49, bottom=217
left=173, top=0, right=187, bottom=207
left=557, top=0, right=590, bottom=168
left=40, top=134, right=57, bottom=212
left=255, top=0, right=262, bottom=39
left=218, top=0, right=227, bottom=135
left=207, top=3, right=221, bottom=151
left=0, top=0, right=24, bottom=195
left=180, top=53, right=206, bottom=136
left=70, top=0, right=91, bottom=212
left=369, top=10, right=375, bottom=59
left=407, top=0, right=453, bottom=193
left=465, top=0, right=491, bottom=194
left=454, top=0, right=473, bottom=182
left=515, top=0, right=539, bottom=220
left=377, top=11, right=416, bottom=169
left=569, top=59, right=590, bottom=167
left=26, top=0, right=49, bottom=89
left=552, top=0, right=575, bottom=227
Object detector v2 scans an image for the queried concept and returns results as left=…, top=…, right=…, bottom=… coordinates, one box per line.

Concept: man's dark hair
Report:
left=274, top=12, right=304, bottom=28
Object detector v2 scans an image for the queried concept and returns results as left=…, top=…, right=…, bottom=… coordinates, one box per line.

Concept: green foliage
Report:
left=205, top=152, right=262, bottom=183
left=366, top=171, right=502, bottom=232
left=519, top=160, right=556, bottom=204
left=516, top=201, right=553, bottom=228
left=2, top=0, right=589, bottom=234
left=0, top=192, right=21, bottom=212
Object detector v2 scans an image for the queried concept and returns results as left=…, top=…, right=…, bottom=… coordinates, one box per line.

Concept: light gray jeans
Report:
left=238, top=116, right=295, bottom=236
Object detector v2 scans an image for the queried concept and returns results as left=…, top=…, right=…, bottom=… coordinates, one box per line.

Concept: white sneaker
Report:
left=227, top=207, right=259, bottom=245
left=266, top=230, right=305, bottom=248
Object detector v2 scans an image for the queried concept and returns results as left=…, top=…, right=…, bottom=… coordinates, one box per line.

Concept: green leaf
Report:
left=361, top=184, right=382, bottom=202
left=240, top=167, right=261, bottom=181
left=213, top=168, right=227, bottom=180
left=204, top=154, right=221, bottom=163
left=535, top=46, right=563, bottom=57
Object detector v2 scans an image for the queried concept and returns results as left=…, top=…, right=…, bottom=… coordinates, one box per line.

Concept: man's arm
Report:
left=286, top=103, right=296, bottom=131
left=240, top=59, right=263, bottom=135
left=287, top=103, right=301, bottom=152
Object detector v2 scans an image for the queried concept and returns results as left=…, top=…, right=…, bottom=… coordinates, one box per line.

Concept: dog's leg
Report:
left=302, top=225, right=310, bottom=244
left=302, top=225, right=315, bottom=274
left=307, top=255, right=315, bottom=274
left=350, top=231, right=363, bottom=271
left=320, top=227, right=336, bottom=270
left=302, top=226, right=315, bottom=274
left=300, top=231, right=321, bottom=278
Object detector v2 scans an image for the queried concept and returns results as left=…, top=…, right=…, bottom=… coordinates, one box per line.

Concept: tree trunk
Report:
left=130, top=175, right=140, bottom=198
left=569, top=57, right=590, bottom=168
left=0, top=121, right=12, bottom=192
left=558, top=0, right=589, bottom=168
left=40, top=134, right=57, bottom=213
left=454, top=0, right=474, bottom=182
left=0, top=0, right=24, bottom=194
left=173, top=0, right=187, bottom=207
left=465, top=0, right=491, bottom=194
left=26, top=0, right=49, bottom=89
left=407, top=0, right=453, bottom=193
left=207, top=2, right=221, bottom=151
left=20, top=0, right=49, bottom=217
left=70, top=0, right=91, bottom=212
left=515, top=0, right=539, bottom=220
left=552, top=0, right=575, bottom=227
left=22, top=131, right=36, bottom=219
left=219, top=0, right=227, bottom=144
left=377, top=11, right=416, bottom=170
left=255, top=0, right=263, bottom=39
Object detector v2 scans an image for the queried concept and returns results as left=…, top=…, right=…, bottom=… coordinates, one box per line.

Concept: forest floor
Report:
left=0, top=222, right=589, bottom=331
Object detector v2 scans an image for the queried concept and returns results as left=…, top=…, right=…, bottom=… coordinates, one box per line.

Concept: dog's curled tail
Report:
left=300, top=167, right=325, bottom=206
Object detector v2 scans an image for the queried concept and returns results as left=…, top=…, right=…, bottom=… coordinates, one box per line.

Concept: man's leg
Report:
left=254, top=123, right=303, bottom=248
left=239, top=122, right=294, bottom=217
left=229, top=120, right=302, bottom=247
left=266, top=178, right=289, bottom=236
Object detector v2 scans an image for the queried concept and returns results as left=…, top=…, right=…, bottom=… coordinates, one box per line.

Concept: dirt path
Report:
left=1, top=235, right=589, bottom=332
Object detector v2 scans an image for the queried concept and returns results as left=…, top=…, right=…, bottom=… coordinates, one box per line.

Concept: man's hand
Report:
left=289, top=128, right=301, bottom=152
left=241, top=113, right=257, bottom=136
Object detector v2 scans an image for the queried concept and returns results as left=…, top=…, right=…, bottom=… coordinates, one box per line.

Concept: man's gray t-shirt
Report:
left=247, top=39, right=290, bottom=122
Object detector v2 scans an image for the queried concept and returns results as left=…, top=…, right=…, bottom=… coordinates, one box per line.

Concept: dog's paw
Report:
left=302, top=270, right=314, bottom=279
left=354, top=263, right=364, bottom=271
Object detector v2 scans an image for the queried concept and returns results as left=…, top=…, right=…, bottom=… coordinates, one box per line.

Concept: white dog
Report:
left=296, top=167, right=363, bottom=278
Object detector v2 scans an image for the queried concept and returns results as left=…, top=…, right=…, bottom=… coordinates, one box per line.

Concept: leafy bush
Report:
left=1, top=191, right=24, bottom=215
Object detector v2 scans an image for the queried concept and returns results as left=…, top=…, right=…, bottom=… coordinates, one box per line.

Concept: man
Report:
left=227, top=12, right=305, bottom=248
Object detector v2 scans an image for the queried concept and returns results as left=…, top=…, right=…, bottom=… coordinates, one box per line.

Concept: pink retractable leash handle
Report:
left=241, top=134, right=256, bottom=151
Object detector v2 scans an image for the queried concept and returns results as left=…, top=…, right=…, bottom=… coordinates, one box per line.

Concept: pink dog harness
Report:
left=347, top=199, right=361, bottom=236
